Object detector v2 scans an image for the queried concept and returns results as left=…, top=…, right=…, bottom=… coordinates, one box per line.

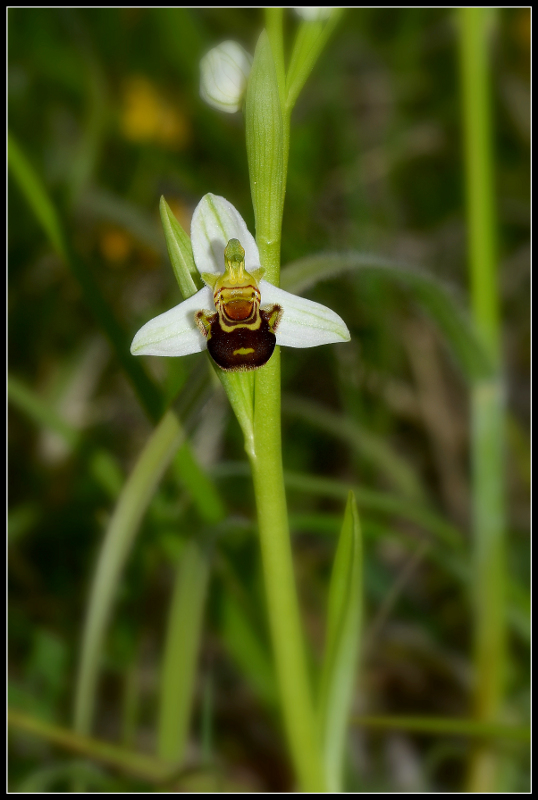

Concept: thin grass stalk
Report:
left=74, top=409, right=186, bottom=737
left=158, top=539, right=210, bottom=762
left=459, top=8, right=506, bottom=791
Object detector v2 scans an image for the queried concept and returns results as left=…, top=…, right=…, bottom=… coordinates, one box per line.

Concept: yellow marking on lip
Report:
left=233, top=347, right=255, bottom=355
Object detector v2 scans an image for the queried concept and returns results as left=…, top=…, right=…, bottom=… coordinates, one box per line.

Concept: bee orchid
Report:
left=131, top=194, right=350, bottom=371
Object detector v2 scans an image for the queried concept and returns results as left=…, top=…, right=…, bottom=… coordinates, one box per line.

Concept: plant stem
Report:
left=250, top=353, right=325, bottom=791
left=243, top=16, right=324, bottom=789
left=459, top=8, right=506, bottom=792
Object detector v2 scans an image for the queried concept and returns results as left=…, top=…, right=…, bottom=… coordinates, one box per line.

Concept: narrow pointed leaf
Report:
left=216, top=370, right=255, bottom=457
left=9, top=132, right=163, bottom=421
left=8, top=131, right=67, bottom=260
left=318, top=492, right=362, bottom=792
left=160, top=197, right=202, bottom=299
left=283, top=394, right=425, bottom=501
left=221, top=592, right=278, bottom=708
left=74, top=409, right=187, bottom=737
left=158, top=539, right=210, bottom=763
left=74, top=367, right=213, bottom=737
left=281, top=253, right=493, bottom=382
left=285, top=10, right=343, bottom=111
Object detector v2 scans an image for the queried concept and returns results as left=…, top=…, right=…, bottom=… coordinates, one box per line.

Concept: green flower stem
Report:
left=243, top=15, right=351, bottom=788
left=459, top=8, right=506, bottom=792
left=250, top=352, right=326, bottom=792
left=243, top=19, right=325, bottom=789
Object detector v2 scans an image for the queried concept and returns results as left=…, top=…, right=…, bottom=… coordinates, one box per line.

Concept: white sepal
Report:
left=191, top=193, right=260, bottom=275
left=130, top=287, right=213, bottom=357
left=199, top=41, right=253, bottom=114
left=260, top=281, right=350, bottom=348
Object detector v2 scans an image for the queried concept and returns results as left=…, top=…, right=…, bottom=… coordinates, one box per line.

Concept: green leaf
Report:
left=216, top=370, right=255, bottom=458
left=245, top=30, right=284, bottom=283
left=8, top=132, right=164, bottom=422
left=352, top=714, right=530, bottom=741
left=285, top=10, right=344, bottom=111
left=8, top=131, right=67, bottom=260
left=318, top=491, right=362, bottom=791
left=159, top=196, right=202, bottom=300
left=73, top=408, right=187, bottom=738
left=283, top=394, right=426, bottom=501
left=8, top=374, right=80, bottom=450
left=158, top=539, right=210, bottom=763
left=8, top=708, right=182, bottom=784
left=264, top=8, right=286, bottom=109
left=220, top=592, right=278, bottom=709
left=281, top=252, right=494, bottom=383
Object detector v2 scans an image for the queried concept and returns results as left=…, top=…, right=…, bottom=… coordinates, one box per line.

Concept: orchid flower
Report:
left=199, top=41, right=252, bottom=114
left=131, top=194, right=350, bottom=371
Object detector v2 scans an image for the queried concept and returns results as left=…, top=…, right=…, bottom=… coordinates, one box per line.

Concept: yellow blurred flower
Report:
left=120, top=76, right=190, bottom=150
left=100, top=228, right=132, bottom=265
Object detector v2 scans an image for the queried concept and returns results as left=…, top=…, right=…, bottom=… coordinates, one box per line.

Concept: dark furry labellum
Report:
left=195, top=239, right=283, bottom=372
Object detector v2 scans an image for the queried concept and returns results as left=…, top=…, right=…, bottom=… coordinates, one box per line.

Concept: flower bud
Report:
left=294, top=8, right=334, bottom=21
left=200, top=40, right=252, bottom=114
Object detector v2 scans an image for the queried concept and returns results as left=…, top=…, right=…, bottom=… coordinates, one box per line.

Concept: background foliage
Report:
left=8, top=8, right=529, bottom=792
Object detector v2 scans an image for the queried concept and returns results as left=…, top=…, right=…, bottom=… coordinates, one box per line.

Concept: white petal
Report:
left=130, top=287, right=213, bottom=357
left=191, top=194, right=261, bottom=275
left=260, top=281, right=350, bottom=348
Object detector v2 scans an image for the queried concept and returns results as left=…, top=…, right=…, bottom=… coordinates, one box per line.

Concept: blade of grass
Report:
left=74, top=367, right=212, bottom=738
left=158, top=539, right=210, bottom=762
left=220, top=591, right=278, bottom=709
left=318, top=492, right=362, bottom=792
left=281, top=253, right=493, bottom=383
left=283, top=394, right=426, bottom=501
left=8, top=373, right=126, bottom=503
left=353, top=714, right=529, bottom=742
left=8, top=133, right=225, bottom=524
left=8, top=131, right=67, bottom=259
left=73, top=408, right=186, bottom=737
left=214, top=461, right=463, bottom=550
left=16, top=761, right=117, bottom=793
left=8, top=131, right=163, bottom=421
left=9, top=708, right=181, bottom=783
left=285, top=10, right=344, bottom=111
left=459, top=8, right=507, bottom=791
left=8, top=374, right=80, bottom=449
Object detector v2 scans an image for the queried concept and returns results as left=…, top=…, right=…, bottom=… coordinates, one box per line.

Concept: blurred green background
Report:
left=8, top=8, right=529, bottom=792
